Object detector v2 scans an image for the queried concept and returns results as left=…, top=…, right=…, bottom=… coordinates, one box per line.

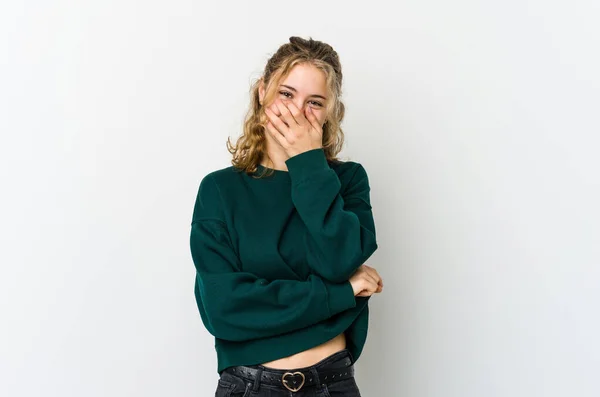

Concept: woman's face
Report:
left=260, top=63, right=329, bottom=128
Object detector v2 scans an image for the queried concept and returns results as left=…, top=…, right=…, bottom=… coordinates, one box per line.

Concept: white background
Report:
left=1, top=1, right=598, bottom=396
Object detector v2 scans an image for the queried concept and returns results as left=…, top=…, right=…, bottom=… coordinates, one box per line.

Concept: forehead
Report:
left=280, top=63, right=327, bottom=95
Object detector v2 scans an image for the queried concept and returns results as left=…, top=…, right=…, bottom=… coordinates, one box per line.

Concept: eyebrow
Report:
left=280, top=85, right=327, bottom=101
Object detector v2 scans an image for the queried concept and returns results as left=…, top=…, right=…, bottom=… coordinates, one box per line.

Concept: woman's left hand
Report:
left=264, top=98, right=324, bottom=158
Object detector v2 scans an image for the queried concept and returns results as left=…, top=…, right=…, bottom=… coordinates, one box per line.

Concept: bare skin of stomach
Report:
left=260, top=332, right=347, bottom=369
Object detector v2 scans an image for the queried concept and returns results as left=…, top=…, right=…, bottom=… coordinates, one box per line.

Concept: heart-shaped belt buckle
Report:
left=282, top=371, right=305, bottom=392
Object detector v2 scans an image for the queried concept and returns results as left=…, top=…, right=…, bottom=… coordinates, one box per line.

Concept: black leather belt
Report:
left=223, top=362, right=355, bottom=392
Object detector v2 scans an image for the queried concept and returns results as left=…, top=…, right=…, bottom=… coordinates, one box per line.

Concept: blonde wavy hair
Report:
left=226, top=36, right=347, bottom=178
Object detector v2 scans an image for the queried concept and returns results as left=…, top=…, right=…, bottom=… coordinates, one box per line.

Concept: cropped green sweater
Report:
left=189, top=148, right=379, bottom=375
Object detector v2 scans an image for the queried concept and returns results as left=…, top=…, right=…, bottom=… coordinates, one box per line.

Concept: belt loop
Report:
left=252, top=366, right=263, bottom=392
left=310, top=367, right=324, bottom=391
left=347, top=349, right=355, bottom=365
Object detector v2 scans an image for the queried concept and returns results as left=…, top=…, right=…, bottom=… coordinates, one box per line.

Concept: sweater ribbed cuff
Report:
left=285, top=148, right=330, bottom=182
left=323, top=280, right=357, bottom=316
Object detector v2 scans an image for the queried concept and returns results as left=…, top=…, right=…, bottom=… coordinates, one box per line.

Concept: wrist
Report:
left=287, top=145, right=323, bottom=158
left=284, top=147, right=330, bottom=182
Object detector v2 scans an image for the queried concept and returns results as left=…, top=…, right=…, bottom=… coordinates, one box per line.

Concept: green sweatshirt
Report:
left=189, top=147, right=378, bottom=375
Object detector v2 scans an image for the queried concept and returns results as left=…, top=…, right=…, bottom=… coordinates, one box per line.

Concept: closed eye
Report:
left=279, top=90, right=323, bottom=107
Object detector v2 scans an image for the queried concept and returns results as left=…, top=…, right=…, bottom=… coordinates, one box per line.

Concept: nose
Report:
left=281, top=98, right=305, bottom=114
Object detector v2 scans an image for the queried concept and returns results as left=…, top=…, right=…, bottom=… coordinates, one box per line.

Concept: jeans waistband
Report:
left=222, top=349, right=355, bottom=393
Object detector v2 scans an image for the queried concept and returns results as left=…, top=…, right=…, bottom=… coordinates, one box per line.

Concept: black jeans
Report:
left=214, top=349, right=362, bottom=396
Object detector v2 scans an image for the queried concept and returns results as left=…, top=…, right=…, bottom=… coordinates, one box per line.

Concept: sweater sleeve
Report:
left=189, top=173, right=357, bottom=342
left=284, top=148, right=379, bottom=284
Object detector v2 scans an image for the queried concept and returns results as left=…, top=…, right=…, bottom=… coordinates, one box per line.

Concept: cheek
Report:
left=307, top=108, right=326, bottom=124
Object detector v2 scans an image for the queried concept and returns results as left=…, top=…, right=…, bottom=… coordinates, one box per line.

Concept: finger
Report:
left=264, top=115, right=289, bottom=148
left=370, top=270, right=383, bottom=287
left=357, top=286, right=373, bottom=296
left=265, top=107, right=289, bottom=140
left=362, top=265, right=383, bottom=287
left=274, top=100, right=299, bottom=127
left=265, top=121, right=285, bottom=147
left=267, top=102, right=288, bottom=127
left=281, top=100, right=305, bottom=126
left=304, top=107, right=323, bottom=133
left=360, top=277, right=378, bottom=295
left=360, top=287, right=381, bottom=296
left=367, top=278, right=379, bottom=292
left=361, top=271, right=378, bottom=287
left=359, top=280, right=383, bottom=296
left=358, top=286, right=378, bottom=296
left=363, top=282, right=378, bottom=295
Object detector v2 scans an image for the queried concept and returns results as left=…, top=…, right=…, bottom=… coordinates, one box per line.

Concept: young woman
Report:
left=190, top=36, right=383, bottom=397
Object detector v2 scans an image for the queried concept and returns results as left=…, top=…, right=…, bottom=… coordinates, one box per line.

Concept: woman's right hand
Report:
left=349, top=264, right=383, bottom=297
